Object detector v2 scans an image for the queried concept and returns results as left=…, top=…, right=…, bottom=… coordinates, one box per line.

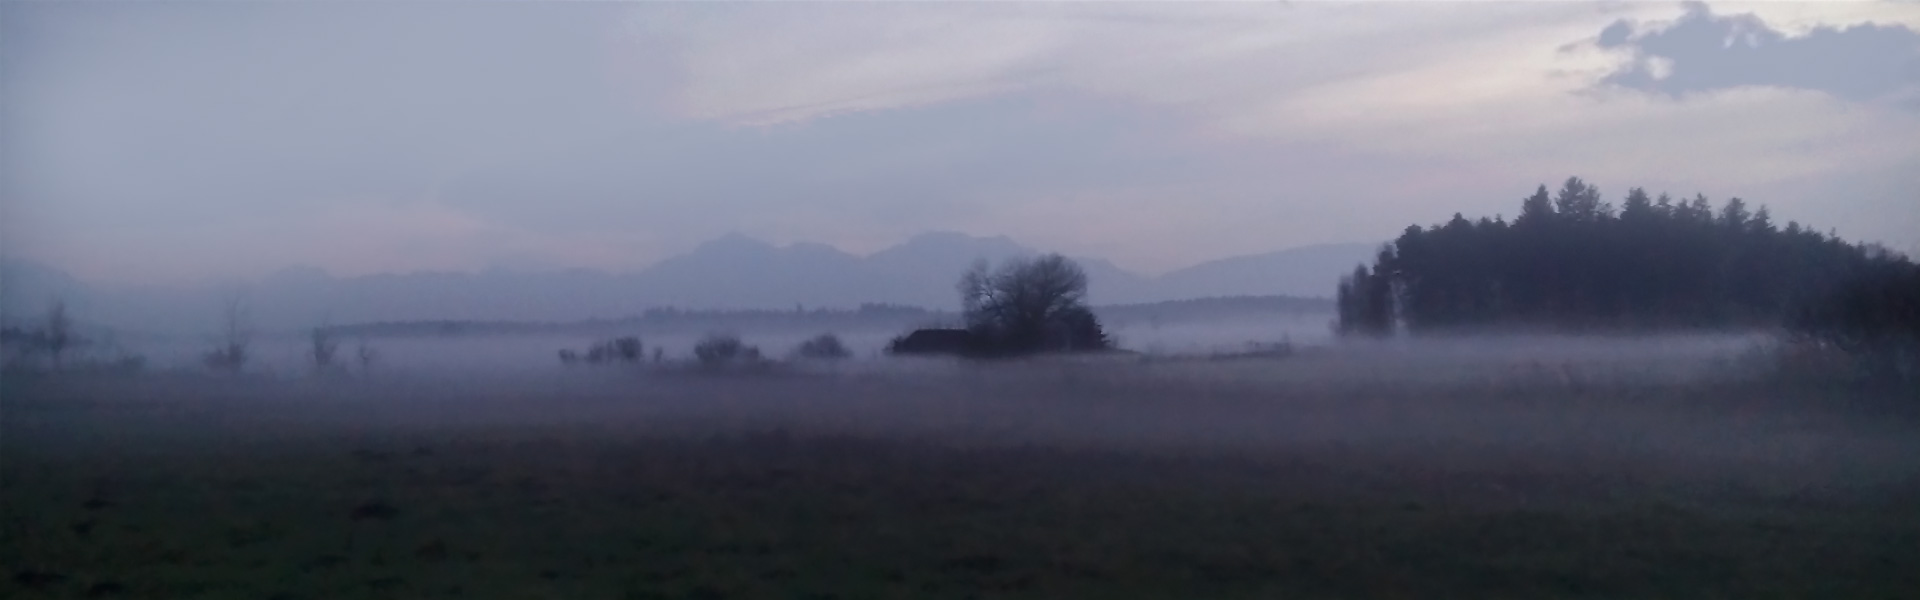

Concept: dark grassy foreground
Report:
left=4, top=361, right=1920, bottom=599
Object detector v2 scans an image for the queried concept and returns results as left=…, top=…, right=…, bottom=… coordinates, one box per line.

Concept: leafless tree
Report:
left=310, top=326, right=340, bottom=371
left=45, top=300, right=74, bottom=370
left=957, top=253, right=1108, bottom=354
left=203, top=295, right=251, bottom=373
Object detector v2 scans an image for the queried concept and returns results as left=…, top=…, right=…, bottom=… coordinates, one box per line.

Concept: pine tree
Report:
left=1516, top=185, right=1555, bottom=227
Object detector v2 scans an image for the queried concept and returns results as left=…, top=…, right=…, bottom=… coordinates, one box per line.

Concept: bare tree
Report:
left=310, top=326, right=340, bottom=372
left=203, top=295, right=251, bottom=373
left=957, top=253, right=1108, bottom=355
left=45, top=300, right=73, bottom=371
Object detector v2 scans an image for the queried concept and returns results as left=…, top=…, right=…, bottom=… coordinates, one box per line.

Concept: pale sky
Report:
left=4, top=0, right=1918, bottom=286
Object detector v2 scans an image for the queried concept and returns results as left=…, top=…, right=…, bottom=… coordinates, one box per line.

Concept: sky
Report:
left=4, top=0, right=1918, bottom=286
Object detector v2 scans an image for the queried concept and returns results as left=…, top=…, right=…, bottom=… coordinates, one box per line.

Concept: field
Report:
left=5, top=336, right=1919, bottom=599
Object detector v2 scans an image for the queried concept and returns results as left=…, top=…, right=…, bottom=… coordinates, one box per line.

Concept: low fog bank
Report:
left=99, top=312, right=1335, bottom=375
left=7, top=333, right=1916, bottom=508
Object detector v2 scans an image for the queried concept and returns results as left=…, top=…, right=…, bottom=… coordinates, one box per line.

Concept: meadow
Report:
left=5, top=336, right=1918, bottom=599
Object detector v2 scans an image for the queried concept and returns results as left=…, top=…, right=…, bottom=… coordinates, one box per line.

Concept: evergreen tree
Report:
left=1333, top=177, right=1897, bottom=336
left=1620, top=187, right=1656, bottom=223
left=1516, top=185, right=1555, bottom=227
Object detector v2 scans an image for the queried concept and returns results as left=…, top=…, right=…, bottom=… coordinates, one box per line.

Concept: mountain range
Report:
left=1, top=232, right=1376, bottom=335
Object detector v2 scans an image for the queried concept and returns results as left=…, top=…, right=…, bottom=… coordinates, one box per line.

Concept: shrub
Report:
left=612, top=336, right=642, bottom=361
left=564, top=336, right=644, bottom=366
left=1786, top=259, right=1919, bottom=389
left=694, top=333, right=761, bottom=367
left=203, top=343, right=246, bottom=373
left=792, top=333, right=852, bottom=361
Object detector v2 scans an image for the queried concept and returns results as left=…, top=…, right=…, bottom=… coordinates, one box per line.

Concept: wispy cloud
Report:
left=5, top=1, right=1918, bottom=283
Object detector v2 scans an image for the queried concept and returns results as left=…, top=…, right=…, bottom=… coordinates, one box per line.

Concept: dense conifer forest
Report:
left=1337, top=177, right=1910, bottom=333
left=1336, top=177, right=1917, bottom=382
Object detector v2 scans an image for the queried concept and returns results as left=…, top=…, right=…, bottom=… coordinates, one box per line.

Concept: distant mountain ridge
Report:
left=1, top=232, right=1375, bottom=335
left=323, top=296, right=1334, bottom=340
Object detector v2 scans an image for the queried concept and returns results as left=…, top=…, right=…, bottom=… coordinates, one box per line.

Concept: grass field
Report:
left=5, top=340, right=1919, bottom=599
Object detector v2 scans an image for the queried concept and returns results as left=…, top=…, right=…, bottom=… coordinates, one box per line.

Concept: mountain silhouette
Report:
left=1155, top=242, right=1382, bottom=299
left=1, top=232, right=1374, bottom=334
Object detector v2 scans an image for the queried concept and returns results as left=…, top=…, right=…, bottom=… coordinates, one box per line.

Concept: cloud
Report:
left=627, top=2, right=1634, bottom=131
left=1593, top=2, right=1920, bottom=103
left=6, top=1, right=1919, bottom=283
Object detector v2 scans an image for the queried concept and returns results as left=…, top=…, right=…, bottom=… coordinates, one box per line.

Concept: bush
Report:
left=694, top=333, right=761, bottom=367
left=792, top=333, right=852, bottom=361
left=612, top=336, right=642, bottom=361
left=1787, top=259, right=1919, bottom=388
left=562, top=336, right=644, bottom=366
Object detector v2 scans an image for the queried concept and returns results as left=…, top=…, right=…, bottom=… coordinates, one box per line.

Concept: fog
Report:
left=11, top=329, right=1918, bottom=596
left=98, top=312, right=1334, bottom=375
left=14, top=333, right=1907, bottom=486
left=7, top=2, right=1919, bottom=595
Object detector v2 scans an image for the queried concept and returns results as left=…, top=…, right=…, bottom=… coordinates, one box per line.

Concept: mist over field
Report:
left=9, top=333, right=1919, bottom=598
left=7, top=1, right=1920, bottom=598
left=100, top=310, right=1332, bottom=374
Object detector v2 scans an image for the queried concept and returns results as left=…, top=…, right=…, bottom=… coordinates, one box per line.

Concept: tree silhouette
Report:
left=1334, top=177, right=1897, bottom=335
left=45, top=300, right=74, bottom=371
left=1790, top=252, right=1920, bottom=386
left=310, top=326, right=339, bottom=371
left=957, top=253, right=1110, bottom=355
left=792, top=333, right=852, bottom=361
left=204, top=295, right=252, bottom=373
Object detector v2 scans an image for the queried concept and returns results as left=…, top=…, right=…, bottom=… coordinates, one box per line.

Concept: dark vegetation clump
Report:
left=790, top=333, right=852, bottom=361
left=960, top=254, right=1112, bottom=355
left=1786, top=257, right=1920, bottom=387
left=204, top=296, right=251, bottom=374
left=888, top=328, right=986, bottom=357
left=693, top=333, right=763, bottom=368
left=1335, top=176, right=1918, bottom=392
left=202, top=343, right=247, bottom=373
left=889, top=253, right=1112, bottom=359
left=1, top=300, right=143, bottom=376
left=1337, top=177, right=1892, bottom=335
left=310, top=327, right=339, bottom=370
left=559, top=336, right=643, bottom=366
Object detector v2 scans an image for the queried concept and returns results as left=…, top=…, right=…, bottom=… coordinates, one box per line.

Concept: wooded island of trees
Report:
left=1336, top=176, right=1918, bottom=382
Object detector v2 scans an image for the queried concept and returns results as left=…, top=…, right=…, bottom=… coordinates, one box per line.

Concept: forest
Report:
left=1336, top=177, right=1918, bottom=382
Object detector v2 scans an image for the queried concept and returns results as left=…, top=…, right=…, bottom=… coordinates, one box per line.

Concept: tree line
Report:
left=1337, top=176, right=1908, bottom=333
left=1336, top=176, right=1917, bottom=383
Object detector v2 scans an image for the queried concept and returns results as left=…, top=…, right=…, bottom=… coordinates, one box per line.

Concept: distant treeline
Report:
left=1337, top=177, right=1911, bottom=335
left=329, top=296, right=1332, bottom=339
left=327, top=303, right=941, bottom=338
left=1097, top=295, right=1331, bottom=328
